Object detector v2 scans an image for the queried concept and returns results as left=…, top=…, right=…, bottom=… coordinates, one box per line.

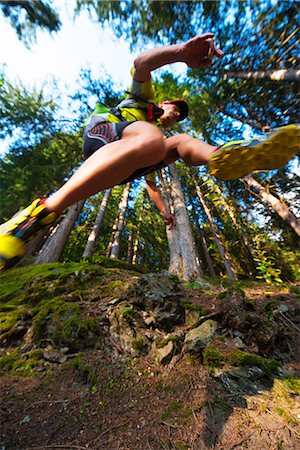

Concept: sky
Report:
left=0, top=0, right=187, bottom=155
left=1, top=0, right=185, bottom=92
left=1, top=1, right=133, bottom=91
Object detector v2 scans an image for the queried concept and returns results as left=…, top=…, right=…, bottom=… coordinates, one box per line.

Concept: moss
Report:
left=276, top=407, right=297, bottom=427
left=181, top=300, right=202, bottom=312
left=229, top=350, right=280, bottom=375
left=203, top=345, right=280, bottom=375
left=62, top=317, right=96, bottom=340
left=187, top=356, right=195, bottom=366
left=72, top=353, right=98, bottom=385
left=174, top=441, right=189, bottom=450
left=265, top=300, right=280, bottom=312
left=85, top=255, right=145, bottom=273
left=281, top=375, right=300, bottom=395
left=203, top=346, right=225, bottom=368
left=0, top=308, right=23, bottom=333
left=0, top=349, right=20, bottom=371
left=132, top=336, right=149, bottom=356
left=31, top=296, right=81, bottom=342
left=158, top=335, right=177, bottom=348
left=156, top=381, right=172, bottom=394
left=0, top=348, right=43, bottom=374
left=122, top=304, right=134, bottom=318
left=132, top=336, right=146, bottom=352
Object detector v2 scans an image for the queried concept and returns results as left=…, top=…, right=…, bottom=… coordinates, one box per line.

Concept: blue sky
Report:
left=1, top=1, right=133, bottom=90
left=1, top=0, right=186, bottom=92
left=0, top=0, right=187, bottom=155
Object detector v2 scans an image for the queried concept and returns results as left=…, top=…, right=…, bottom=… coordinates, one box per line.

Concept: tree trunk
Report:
left=190, top=201, right=217, bottom=279
left=132, top=199, right=145, bottom=265
left=82, top=189, right=111, bottom=257
left=211, top=179, right=258, bottom=267
left=35, top=200, right=85, bottom=264
left=223, top=68, right=300, bottom=82
left=126, top=232, right=133, bottom=263
left=191, top=171, right=236, bottom=280
left=243, top=175, right=300, bottom=237
left=161, top=164, right=203, bottom=281
left=106, top=216, right=119, bottom=257
left=110, top=182, right=131, bottom=259
left=218, top=107, right=264, bottom=131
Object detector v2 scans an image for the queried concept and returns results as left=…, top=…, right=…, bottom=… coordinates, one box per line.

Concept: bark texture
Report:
left=110, top=183, right=131, bottom=259
left=223, top=68, right=300, bottom=81
left=82, top=189, right=111, bottom=258
left=35, top=200, right=85, bottom=264
left=160, top=165, right=203, bottom=281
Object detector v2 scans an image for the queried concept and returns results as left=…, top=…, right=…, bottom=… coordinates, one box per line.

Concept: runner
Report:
left=0, top=33, right=299, bottom=270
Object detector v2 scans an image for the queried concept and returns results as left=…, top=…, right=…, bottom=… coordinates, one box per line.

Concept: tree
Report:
left=0, top=0, right=61, bottom=47
left=82, top=189, right=111, bottom=257
left=160, top=164, right=203, bottom=281
left=0, top=73, right=58, bottom=143
left=222, top=69, right=300, bottom=82
left=190, top=169, right=236, bottom=280
left=110, top=183, right=131, bottom=259
left=242, top=175, right=300, bottom=237
left=35, top=201, right=85, bottom=264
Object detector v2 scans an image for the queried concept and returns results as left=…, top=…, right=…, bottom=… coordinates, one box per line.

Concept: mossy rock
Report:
left=203, top=343, right=280, bottom=375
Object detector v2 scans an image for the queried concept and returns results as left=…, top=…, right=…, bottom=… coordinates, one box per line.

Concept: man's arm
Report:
left=145, top=179, right=176, bottom=230
left=133, top=33, right=224, bottom=82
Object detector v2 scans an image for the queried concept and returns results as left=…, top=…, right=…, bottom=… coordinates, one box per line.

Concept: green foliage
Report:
left=254, top=253, right=283, bottom=284
left=0, top=0, right=61, bottom=47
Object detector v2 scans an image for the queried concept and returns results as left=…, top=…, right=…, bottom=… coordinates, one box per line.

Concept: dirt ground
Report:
left=1, top=350, right=299, bottom=450
left=0, top=264, right=299, bottom=450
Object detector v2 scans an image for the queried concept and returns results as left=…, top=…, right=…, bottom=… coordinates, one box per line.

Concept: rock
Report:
left=43, top=346, right=67, bottom=364
left=141, top=311, right=155, bottom=327
left=153, top=299, right=185, bottom=332
left=278, top=304, right=289, bottom=313
left=220, top=290, right=246, bottom=330
left=157, top=341, right=174, bottom=365
left=214, top=366, right=273, bottom=397
left=126, top=272, right=185, bottom=332
left=185, top=310, right=201, bottom=328
left=129, top=271, right=179, bottom=308
left=232, top=337, right=245, bottom=348
left=184, top=320, right=218, bottom=353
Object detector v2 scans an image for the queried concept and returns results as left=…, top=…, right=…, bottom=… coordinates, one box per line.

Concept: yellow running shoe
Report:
left=208, top=124, right=300, bottom=181
left=0, top=199, right=57, bottom=271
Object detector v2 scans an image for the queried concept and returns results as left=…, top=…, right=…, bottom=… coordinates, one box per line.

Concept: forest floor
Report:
left=0, top=260, right=299, bottom=450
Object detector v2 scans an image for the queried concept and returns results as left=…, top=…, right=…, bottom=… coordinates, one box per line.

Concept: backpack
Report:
left=87, top=92, right=164, bottom=124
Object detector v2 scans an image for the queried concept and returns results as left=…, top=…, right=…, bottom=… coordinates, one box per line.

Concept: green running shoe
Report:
left=208, top=124, right=300, bottom=181
left=0, top=199, right=57, bottom=271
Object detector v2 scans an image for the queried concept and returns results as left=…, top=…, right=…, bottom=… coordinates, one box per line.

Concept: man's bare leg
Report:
left=164, top=134, right=216, bottom=166
left=45, top=122, right=166, bottom=214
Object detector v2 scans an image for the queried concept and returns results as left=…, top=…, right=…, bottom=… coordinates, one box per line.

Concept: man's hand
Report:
left=163, top=211, right=176, bottom=230
left=179, top=33, right=224, bottom=69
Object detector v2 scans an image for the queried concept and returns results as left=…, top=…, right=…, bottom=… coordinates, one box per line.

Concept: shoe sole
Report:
left=208, top=124, right=300, bottom=181
left=0, top=235, right=26, bottom=270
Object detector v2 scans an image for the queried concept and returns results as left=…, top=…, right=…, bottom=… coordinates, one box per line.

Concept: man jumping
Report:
left=0, top=33, right=299, bottom=270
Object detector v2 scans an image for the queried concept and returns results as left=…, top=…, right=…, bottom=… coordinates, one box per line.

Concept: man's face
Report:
left=159, top=102, right=181, bottom=127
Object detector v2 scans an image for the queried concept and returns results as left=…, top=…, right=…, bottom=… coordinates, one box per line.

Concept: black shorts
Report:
left=82, top=121, right=166, bottom=184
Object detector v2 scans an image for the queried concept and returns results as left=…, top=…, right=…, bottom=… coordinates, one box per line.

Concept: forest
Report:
left=0, top=0, right=299, bottom=282
left=0, top=1, right=299, bottom=450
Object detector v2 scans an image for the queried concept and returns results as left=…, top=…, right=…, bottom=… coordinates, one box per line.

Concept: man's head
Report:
left=158, top=100, right=189, bottom=127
